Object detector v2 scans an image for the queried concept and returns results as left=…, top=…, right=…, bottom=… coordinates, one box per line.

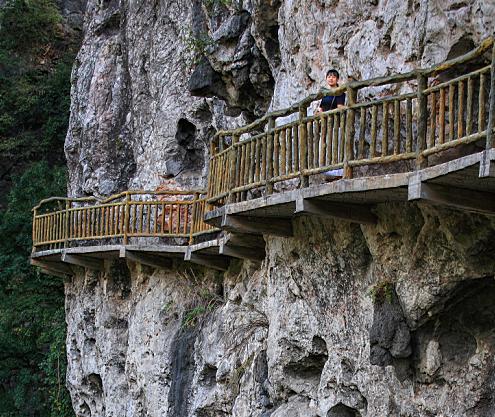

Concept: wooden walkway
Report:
left=205, top=149, right=495, bottom=236
left=31, top=39, right=495, bottom=276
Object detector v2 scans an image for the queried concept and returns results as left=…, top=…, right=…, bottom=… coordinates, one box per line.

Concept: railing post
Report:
left=123, top=192, right=130, bottom=245
left=228, top=134, right=239, bottom=203
left=416, top=72, right=428, bottom=169
left=189, top=192, right=200, bottom=245
left=486, top=42, right=495, bottom=149
left=64, top=200, right=70, bottom=248
left=32, top=207, right=37, bottom=252
left=299, top=105, right=309, bottom=188
left=266, top=117, right=275, bottom=194
left=207, top=136, right=216, bottom=202
left=344, top=87, right=358, bottom=178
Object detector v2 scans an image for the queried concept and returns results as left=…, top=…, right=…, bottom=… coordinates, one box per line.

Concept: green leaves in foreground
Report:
left=0, top=166, right=74, bottom=417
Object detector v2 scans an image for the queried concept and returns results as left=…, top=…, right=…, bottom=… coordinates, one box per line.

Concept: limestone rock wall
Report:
left=65, top=0, right=494, bottom=196
left=66, top=204, right=495, bottom=416
left=64, top=0, right=495, bottom=416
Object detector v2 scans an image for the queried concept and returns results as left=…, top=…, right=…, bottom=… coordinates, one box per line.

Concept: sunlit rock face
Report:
left=64, top=0, right=495, bottom=416
left=65, top=0, right=494, bottom=196
left=66, top=204, right=495, bottom=417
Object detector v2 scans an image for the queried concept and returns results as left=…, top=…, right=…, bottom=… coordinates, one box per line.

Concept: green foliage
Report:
left=369, top=281, right=394, bottom=305
left=0, top=0, right=77, bottom=416
left=179, top=268, right=224, bottom=328
left=0, top=0, right=77, bottom=194
left=184, top=29, right=216, bottom=66
left=0, top=0, right=62, bottom=57
left=0, top=163, right=73, bottom=417
left=182, top=290, right=222, bottom=328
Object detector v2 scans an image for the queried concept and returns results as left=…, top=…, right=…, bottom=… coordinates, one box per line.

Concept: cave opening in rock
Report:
left=175, top=118, right=204, bottom=172
left=327, top=403, right=361, bottom=417
left=283, top=336, right=328, bottom=383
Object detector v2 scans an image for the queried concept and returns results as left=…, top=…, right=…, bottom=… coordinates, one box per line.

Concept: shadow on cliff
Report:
left=167, top=326, right=200, bottom=417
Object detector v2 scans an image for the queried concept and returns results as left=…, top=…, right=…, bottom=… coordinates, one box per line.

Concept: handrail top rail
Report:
left=33, top=189, right=209, bottom=211
left=213, top=36, right=494, bottom=139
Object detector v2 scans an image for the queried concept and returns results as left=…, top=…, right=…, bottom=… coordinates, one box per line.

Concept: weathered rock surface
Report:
left=65, top=0, right=494, bottom=196
left=66, top=204, right=495, bottom=416
left=64, top=0, right=495, bottom=416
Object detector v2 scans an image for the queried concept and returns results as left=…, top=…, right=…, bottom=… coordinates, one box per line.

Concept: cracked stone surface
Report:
left=66, top=204, right=495, bottom=416
left=64, top=0, right=495, bottom=416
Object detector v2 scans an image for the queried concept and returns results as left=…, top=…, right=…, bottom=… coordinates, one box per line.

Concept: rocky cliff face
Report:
left=64, top=0, right=495, bottom=416
left=65, top=0, right=494, bottom=196
left=66, top=204, right=495, bottom=416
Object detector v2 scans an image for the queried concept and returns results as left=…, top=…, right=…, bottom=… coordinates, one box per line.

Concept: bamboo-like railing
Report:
left=32, top=191, right=218, bottom=252
left=207, top=37, right=495, bottom=204
left=32, top=38, right=495, bottom=255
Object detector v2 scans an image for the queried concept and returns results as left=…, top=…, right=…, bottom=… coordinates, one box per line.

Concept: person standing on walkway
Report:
left=317, top=69, right=346, bottom=181
left=317, top=69, right=346, bottom=113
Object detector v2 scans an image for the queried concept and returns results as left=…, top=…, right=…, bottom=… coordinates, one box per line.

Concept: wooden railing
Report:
left=32, top=191, right=218, bottom=252
left=208, top=37, right=495, bottom=204
left=32, top=38, right=495, bottom=254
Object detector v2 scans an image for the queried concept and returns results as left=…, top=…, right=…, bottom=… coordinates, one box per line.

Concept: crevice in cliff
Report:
left=167, top=327, right=199, bottom=417
left=187, top=3, right=278, bottom=119
left=283, top=336, right=328, bottom=385
left=412, top=276, right=495, bottom=395
left=369, top=284, right=412, bottom=382
left=327, top=403, right=361, bottom=417
left=175, top=118, right=205, bottom=172
left=199, top=363, right=217, bottom=387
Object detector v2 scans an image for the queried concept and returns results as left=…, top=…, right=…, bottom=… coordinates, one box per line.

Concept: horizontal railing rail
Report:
left=207, top=37, right=495, bottom=205
left=32, top=191, right=219, bottom=252
left=32, top=38, right=495, bottom=257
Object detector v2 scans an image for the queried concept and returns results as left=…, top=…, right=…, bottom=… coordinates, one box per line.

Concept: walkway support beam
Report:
left=222, top=214, right=293, bottom=237
left=295, top=198, right=377, bottom=225
left=408, top=174, right=495, bottom=215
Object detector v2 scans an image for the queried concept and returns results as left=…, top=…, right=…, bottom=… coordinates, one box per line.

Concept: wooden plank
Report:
left=358, top=107, right=366, bottom=159
left=294, top=197, right=377, bottom=225
left=382, top=101, right=389, bottom=157
left=466, top=76, right=474, bottom=135
left=221, top=214, right=293, bottom=237
left=479, top=72, right=486, bottom=132
left=307, top=120, right=314, bottom=168
left=394, top=99, right=401, bottom=154
left=417, top=74, right=428, bottom=166
left=266, top=118, right=275, bottom=193
left=339, top=111, right=346, bottom=162
left=408, top=175, right=495, bottom=214
left=458, top=79, right=464, bottom=138
left=325, top=114, right=333, bottom=164
left=428, top=92, right=436, bottom=148
left=121, top=249, right=173, bottom=269
left=449, top=83, right=455, bottom=141
left=219, top=244, right=265, bottom=262
left=61, top=253, right=105, bottom=271
left=66, top=245, right=121, bottom=260
left=40, top=268, right=69, bottom=279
